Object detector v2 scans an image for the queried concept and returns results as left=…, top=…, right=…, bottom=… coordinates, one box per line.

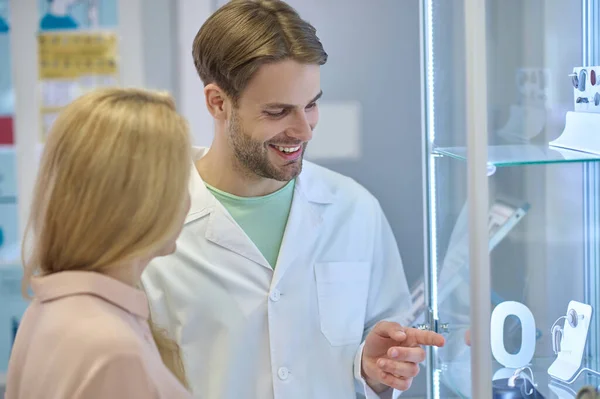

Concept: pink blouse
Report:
left=5, top=271, right=193, bottom=399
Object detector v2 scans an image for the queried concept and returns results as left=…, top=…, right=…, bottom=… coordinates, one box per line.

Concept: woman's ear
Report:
left=204, top=84, right=229, bottom=120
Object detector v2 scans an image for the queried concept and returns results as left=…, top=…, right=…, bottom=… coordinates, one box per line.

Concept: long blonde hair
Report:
left=21, top=87, right=191, bottom=387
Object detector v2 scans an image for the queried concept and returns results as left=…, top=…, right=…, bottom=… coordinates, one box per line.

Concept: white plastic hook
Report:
left=508, top=366, right=537, bottom=395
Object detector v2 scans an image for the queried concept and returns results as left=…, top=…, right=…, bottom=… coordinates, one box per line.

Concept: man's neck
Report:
left=196, top=150, right=287, bottom=197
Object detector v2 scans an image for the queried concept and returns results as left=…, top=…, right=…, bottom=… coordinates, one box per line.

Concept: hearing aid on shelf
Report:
left=570, top=69, right=588, bottom=91
left=551, top=309, right=585, bottom=354
left=579, top=69, right=587, bottom=91
left=571, top=72, right=579, bottom=89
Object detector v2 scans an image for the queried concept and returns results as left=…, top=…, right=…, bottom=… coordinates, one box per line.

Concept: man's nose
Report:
left=286, top=110, right=313, bottom=142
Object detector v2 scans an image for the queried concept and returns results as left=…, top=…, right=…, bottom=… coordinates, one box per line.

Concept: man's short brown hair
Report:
left=192, top=0, right=328, bottom=104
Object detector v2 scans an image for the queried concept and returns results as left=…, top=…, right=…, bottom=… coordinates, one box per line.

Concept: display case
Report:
left=421, top=0, right=600, bottom=398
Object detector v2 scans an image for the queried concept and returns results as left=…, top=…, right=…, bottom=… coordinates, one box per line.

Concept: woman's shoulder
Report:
left=7, top=296, right=155, bottom=399
left=29, top=293, right=148, bottom=357
left=65, top=295, right=148, bottom=349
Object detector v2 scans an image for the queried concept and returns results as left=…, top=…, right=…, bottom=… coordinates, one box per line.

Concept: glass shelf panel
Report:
left=437, top=356, right=600, bottom=399
left=433, top=145, right=600, bottom=167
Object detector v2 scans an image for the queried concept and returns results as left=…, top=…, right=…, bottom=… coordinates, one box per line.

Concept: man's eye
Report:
left=265, top=109, right=288, bottom=118
left=306, top=102, right=317, bottom=110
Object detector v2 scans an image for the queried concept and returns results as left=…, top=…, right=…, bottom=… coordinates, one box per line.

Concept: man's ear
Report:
left=204, top=83, right=231, bottom=120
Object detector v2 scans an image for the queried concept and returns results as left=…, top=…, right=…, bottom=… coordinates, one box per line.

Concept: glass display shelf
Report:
left=436, top=356, right=600, bottom=399
left=433, top=145, right=600, bottom=167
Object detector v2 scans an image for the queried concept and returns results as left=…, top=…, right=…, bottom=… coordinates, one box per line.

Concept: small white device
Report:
left=549, top=66, right=600, bottom=154
left=548, top=301, right=593, bottom=383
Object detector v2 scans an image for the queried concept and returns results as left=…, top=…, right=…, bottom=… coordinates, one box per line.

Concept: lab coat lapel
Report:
left=185, top=152, right=271, bottom=270
left=271, top=164, right=334, bottom=286
left=205, top=208, right=271, bottom=270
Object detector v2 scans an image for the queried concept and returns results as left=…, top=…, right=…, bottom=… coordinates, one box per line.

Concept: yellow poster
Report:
left=37, top=31, right=119, bottom=142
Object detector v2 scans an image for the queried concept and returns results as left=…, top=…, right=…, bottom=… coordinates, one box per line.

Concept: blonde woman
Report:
left=5, top=88, right=193, bottom=398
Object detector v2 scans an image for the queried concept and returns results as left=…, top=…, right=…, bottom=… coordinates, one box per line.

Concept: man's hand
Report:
left=361, top=321, right=445, bottom=393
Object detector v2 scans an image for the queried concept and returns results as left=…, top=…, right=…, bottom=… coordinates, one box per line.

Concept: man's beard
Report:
left=228, top=111, right=306, bottom=182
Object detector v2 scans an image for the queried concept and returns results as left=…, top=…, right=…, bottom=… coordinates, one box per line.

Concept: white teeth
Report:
left=277, top=146, right=300, bottom=153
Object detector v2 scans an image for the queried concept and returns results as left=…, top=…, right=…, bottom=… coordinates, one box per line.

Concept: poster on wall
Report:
left=37, top=31, right=119, bottom=141
left=37, top=0, right=119, bottom=142
left=0, top=7, right=7, bottom=34
left=38, top=0, right=118, bottom=31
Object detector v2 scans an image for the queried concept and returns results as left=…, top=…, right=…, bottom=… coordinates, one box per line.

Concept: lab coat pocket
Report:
left=315, top=261, right=371, bottom=347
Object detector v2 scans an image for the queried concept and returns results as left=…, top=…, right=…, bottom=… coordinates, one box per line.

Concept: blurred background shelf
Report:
left=433, top=144, right=600, bottom=167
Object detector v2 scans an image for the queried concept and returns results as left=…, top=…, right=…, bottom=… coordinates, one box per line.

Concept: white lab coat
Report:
left=142, top=147, right=411, bottom=399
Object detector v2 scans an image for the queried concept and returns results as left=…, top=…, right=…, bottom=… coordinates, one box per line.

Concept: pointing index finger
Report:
left=405, top=328, right=445, bottom=347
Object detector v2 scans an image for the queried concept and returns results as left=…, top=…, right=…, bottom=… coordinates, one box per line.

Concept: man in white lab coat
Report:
left=142, top=1, right=445, bottom=398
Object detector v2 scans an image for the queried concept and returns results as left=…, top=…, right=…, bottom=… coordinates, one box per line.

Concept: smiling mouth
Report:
left=271, top=145, right=302, bottom=153
left=268, top=143, right=304, bottom=160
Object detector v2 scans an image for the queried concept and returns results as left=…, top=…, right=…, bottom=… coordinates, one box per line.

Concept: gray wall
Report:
left=140, top=0, right=179, bottom=98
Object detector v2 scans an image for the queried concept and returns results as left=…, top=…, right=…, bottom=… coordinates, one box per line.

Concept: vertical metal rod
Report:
left=464, top=0, right=492, bottom=397
left=419, top=0, right=436, bottom=396
left=582, top=0, right=600, bottom=375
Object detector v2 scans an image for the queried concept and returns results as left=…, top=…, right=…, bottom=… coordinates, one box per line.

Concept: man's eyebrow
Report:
left=310, top=90, right=323, bottom=104
left=263, top=91, right=323, bottom=109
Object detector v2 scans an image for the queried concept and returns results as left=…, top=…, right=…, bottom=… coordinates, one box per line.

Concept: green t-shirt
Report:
left=205, top=180, right=295, bottom=268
